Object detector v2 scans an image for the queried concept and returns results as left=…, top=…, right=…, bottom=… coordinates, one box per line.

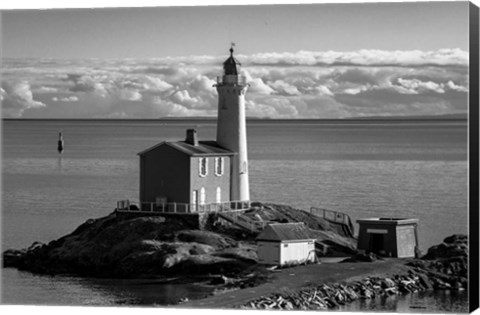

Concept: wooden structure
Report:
left=356, top=218, right=419, bottom=258
left=256, top=223, right=317, bottom=266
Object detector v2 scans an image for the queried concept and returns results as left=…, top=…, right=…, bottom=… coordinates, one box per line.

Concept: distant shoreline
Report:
left=1, top=116, right=469, bottom=124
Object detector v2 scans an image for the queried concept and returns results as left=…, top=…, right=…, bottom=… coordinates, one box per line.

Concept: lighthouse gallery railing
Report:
left=216, top=75, right=247, bottom=85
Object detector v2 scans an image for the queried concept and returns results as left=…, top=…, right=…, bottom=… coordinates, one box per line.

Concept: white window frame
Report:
left=192, top=190, right=198, bottom=212
left=214, top=157, right=224, bottom=176
left=200, top=187, right=206, bottom=205
left=216, top=187, right=221, bottom=203
left=199, top=157, right=208, bottom=177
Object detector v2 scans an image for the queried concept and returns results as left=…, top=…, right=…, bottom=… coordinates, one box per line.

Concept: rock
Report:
left=210, top=275, right=235, bottom=285
left=443, top=234, right=467, bottom=245
left=384, top=287, right=397, bottom=295
left=1, top=213, right=257, bottom=278
left=423, top=235, right=468, bottom=260
left=418, top=273, right=433, bottom=290
left=381, top=278, right=395, bottom=288
left=2, top=249, right=25, bottom=267
left=361, top=288, right=374, bottom=299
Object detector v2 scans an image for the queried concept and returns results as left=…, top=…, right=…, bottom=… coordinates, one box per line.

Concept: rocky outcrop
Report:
left=405, top=234, right=468, bottom=291
left=422, top=234, right=468, bottom=260
left=2, top=213, right=258, bottom=278
left=3, top=202, right=357, bottom=278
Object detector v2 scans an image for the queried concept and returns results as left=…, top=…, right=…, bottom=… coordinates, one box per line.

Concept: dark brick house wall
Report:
left=139, top=145, right=190, bottom=207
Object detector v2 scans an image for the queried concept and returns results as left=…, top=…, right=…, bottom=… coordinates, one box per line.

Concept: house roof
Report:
left=138, top=140, right=236, bottom=157
left=256, top=223, right=315, bottom=242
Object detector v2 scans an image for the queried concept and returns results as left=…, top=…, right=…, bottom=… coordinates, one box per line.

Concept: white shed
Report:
left=256, top=222, right=317, bottom=266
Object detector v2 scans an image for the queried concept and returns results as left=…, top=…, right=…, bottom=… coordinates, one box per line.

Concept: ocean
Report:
left=1, top=119, right=469, bottom=309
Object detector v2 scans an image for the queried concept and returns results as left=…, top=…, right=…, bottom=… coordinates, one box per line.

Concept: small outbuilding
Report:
left=256, top=222, right=317, bottom=266
left=356, top=218, right=419, bottom=258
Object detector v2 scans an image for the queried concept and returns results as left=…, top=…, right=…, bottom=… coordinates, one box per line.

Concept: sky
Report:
left=0, top=1, right=472, bottom=119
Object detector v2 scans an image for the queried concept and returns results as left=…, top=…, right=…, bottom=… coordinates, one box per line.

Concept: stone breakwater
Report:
left=239, top=234, right=468, bottom=311
left=238, top=271, right=461, bottom=310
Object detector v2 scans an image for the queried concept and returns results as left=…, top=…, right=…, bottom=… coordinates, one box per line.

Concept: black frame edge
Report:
left=469, top=1, right=480, bottom=313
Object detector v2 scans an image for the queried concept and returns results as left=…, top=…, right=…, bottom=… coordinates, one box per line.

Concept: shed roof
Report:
left=357, top=218, right=419, bottom=226
left=138, top=140, right=236, bottom=157
left=256, top=223, right=315, bottom=242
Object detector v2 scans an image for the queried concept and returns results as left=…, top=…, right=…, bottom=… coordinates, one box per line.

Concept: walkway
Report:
left=181, top=260, right=411, bottom=309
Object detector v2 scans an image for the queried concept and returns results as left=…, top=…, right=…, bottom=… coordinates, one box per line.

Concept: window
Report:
left=241, top=161, right=247, bottom=174
left=216, top=187, right=221, bottom=203
left=215, top=157, right=224, bottom=176
left=200, top=187, right=206, bottom=205
left=199, top=157, right=208, bottom=177
left=192, top=190, right=198, bottom=212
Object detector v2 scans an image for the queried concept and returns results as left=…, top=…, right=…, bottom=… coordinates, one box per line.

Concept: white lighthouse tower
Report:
left=215, top=46, right=250, bottom=202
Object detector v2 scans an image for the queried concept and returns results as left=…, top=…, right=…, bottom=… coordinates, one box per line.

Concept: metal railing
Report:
left=216, top=75, right=247, bottom=85
left=217, top=211, right=268, bottom=233
left=310, top=207, right=350, bottom=225
left=310, top=206, right=355, bottom=238
left=116, top=199, right=251, bottom=214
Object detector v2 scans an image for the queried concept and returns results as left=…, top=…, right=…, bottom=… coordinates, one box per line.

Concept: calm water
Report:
left=1, top=119, right=469, bottom=309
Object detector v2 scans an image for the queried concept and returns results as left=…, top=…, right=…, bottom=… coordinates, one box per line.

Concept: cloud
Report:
left=1, top=81, right=46, bottom=117
left=269, top=80, right=301, bottom=96
left=52, top=95, right=79, bottom=102
left=248, top=78, right=275, bottom=95
left=396, top=78, right=446, bottom=94
left=247, top=48, right=468, bottom=67
left=36, top=86, right=59, bottom=93
left=446, top=80, right=468, bottom=92
left=1, top=49, right=469, bottom=119
left=171, top=90, right=199, bottom=107
left=313, top=86, right=334, bottom=97
left=66, top=74, right=108, bottom=96
left=144, top=76, right=174, bottom=92
left=117, top=89, right=143, bottom=101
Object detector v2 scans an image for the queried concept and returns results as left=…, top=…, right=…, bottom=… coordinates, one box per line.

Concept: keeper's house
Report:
left=256, top=223, right=317, bottom=266
left=138, top=129, right=235, bottom=213
left=356, top=218, right=419, bottom=258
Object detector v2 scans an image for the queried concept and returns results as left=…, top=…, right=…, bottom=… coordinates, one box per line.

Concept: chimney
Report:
left=185, top=129, right=198, bottom=146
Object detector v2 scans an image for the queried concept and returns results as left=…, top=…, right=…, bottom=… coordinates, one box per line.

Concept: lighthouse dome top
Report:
left=223, top=46, right=241, bottom=76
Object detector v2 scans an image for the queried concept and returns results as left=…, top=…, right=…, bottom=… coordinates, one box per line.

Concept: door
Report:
left=370, top=234, right=385, bottom=255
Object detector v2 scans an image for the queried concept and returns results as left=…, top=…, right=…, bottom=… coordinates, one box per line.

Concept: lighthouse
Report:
left=137, top=46, right=251, bottom=212
left=215, top=46, right=250, bottom=202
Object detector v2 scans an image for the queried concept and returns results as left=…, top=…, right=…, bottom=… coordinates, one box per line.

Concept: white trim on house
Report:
left=216, top=187, right=221, bottom=203
left=199, top=157, right=208, bottom=177
left=214, top=157, right=224, bottom=176
left=200, top=187, right=206, bottom=205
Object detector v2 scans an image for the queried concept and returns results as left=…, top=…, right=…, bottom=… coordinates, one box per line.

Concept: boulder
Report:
left=422, top=234, right=468, bottom=260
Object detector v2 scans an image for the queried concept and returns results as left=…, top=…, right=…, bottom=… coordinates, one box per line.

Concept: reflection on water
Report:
left=57, top=155, right=63, bottom=173
left=339, top=290, right=469, bottom=313
left=2, top=268, right=212, bottom=306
